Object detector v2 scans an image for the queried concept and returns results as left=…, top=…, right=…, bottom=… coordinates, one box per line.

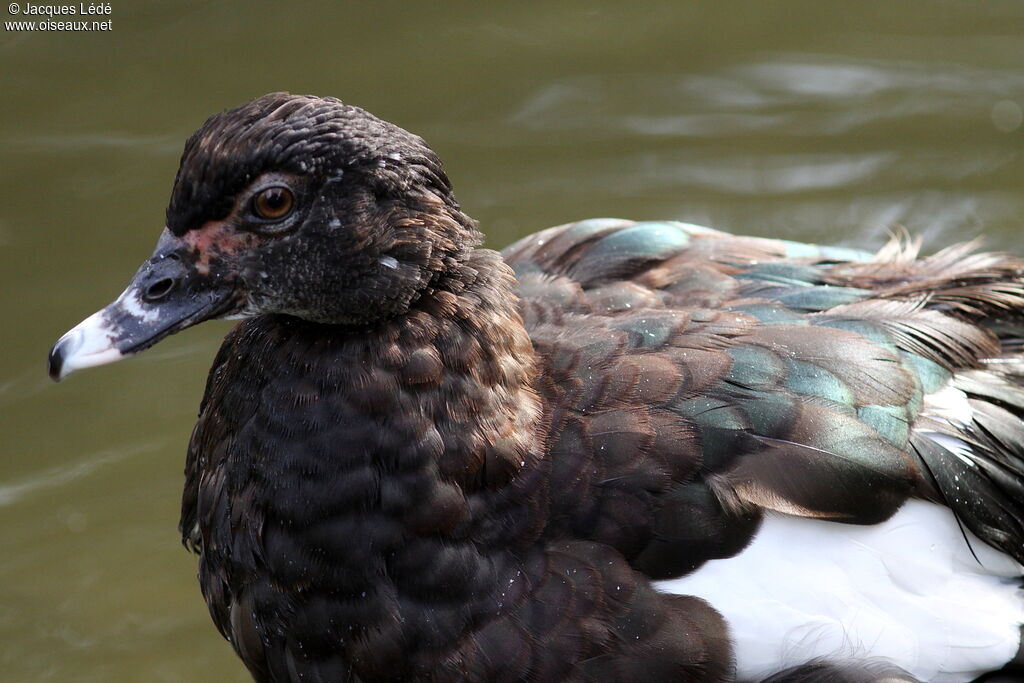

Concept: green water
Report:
left=2, top=1, right=1023, bottom=680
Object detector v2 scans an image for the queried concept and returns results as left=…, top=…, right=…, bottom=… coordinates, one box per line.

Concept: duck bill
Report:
left=47, top=231, right=237, bottom=382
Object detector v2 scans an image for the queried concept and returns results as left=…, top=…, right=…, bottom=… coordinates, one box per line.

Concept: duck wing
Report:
left=503, top=219, right=1024, bottom=574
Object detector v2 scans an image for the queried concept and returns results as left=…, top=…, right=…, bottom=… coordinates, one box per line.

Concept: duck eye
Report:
left=252, top=187, right=294, bottom=220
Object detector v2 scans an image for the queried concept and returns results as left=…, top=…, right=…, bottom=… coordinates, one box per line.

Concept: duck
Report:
left=47, top=92, right=1024, bottom=683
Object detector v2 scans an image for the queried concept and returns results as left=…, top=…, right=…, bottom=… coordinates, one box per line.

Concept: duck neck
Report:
left=186, top=246, right=552, bottom=674
left=389, top=246, right=547, bottom=494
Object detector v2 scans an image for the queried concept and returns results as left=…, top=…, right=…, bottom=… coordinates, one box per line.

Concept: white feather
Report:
left=917, top=380, right=979, bottom=465
left=923, top=382, right=974, bottom=427
left=655, top=500, right=1024, bottom=682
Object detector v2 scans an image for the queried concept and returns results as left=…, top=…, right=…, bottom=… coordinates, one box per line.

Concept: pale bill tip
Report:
left=48, top=310, right=127, bottom=381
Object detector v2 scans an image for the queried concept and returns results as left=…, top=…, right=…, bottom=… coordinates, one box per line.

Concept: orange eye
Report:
left=252, top=186, right=295, bottom=220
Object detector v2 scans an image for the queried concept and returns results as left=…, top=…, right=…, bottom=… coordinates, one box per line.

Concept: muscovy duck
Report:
left=48, top=93, right=1024, bottom=683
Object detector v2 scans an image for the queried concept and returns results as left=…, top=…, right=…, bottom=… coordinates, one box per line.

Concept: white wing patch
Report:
left=655, top=500, right=1024, bottom=682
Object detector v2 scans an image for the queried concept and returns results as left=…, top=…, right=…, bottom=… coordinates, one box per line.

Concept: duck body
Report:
left=48, top=94, right=1024, bottom=682
left=185, top=218, right=1024, bottom=682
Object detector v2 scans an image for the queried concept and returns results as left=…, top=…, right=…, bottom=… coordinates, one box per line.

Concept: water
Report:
left=2, top=1, right=1023, bottom=680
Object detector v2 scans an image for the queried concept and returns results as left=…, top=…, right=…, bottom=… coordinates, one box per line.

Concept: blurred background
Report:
left=2, top=1, right=1023, bottom=680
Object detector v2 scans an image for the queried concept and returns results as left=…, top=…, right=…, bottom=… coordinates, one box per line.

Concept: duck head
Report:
left=48, top=93, right=480, bottom=381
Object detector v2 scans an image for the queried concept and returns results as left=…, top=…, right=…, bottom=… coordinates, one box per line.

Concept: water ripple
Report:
left=0, top=440, right=164, bottom=507
left=508, top=54, right=1024, bottom=138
